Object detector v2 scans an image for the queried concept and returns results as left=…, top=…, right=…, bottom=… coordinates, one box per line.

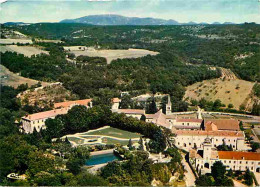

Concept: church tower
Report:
left=203, top=137, right=212, bottom=160
left=166, top=95, right=172, bottom=115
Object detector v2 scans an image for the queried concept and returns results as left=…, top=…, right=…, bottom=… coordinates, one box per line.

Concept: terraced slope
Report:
left=184, top=68, right=256, bottom=111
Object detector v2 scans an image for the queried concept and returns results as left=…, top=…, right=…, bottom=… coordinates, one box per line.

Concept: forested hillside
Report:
left=1, top=23, right=259, bottom=113
left=8, top=23, right=260, bottom=82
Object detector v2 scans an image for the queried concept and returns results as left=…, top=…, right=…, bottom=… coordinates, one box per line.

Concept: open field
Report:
left=184, top=78, right=255, bottom=111
left=0, top=65, right=49, bottom=88
left=65, top=126, right=141, bottom=146
left=66, top=47, right=159, bottom=64
left=0, top=39, right=32, bottom=44
left=0, top=45, right=48, bottom=57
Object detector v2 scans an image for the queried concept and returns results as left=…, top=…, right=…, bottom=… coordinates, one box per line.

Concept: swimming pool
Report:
left=85, top=153, right=121, bottom=166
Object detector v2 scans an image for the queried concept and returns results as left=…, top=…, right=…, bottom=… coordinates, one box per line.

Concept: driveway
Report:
left=182, top=156, right=196, bottom=186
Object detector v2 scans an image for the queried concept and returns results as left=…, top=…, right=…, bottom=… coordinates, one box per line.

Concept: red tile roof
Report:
left=176, top=130, right=244, bottom=137
left=218, top=151, right=260, bottom=161
left=205, top=119, right=240, bottom=131
left=205, top=122, right=218, bottom=131
left=54, top=99, right=92, bottom=109
left=22, top=108, right=69, bottom=121
left=117, top=109, right=145, bottom=115
left=176, top=119, right=203, bottom=123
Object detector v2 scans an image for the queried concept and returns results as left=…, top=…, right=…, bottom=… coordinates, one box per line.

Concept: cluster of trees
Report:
left=0, top=86, right=101, bottom=186
left=100, top=148, right=183, bottom=185
left=76, top=55, right=107, bottom=65
left=195, top=161, right=234, bottom=186
left=216, top=142, right=233, bottom=151
left=190, top=98, right=250, bottom=114
left=227, top=169, right=255, bottom=186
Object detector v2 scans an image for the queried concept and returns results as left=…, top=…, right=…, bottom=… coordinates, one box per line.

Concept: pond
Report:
left=85, top=153, right=121, bottom=166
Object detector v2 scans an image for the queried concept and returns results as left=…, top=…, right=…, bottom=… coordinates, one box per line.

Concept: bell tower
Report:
left=166, top=95, right=172, bottom=115
left=203, top=137, right=212, bottom=160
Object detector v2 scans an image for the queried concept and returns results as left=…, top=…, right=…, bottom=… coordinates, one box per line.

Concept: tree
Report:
left=127, top=139, right=134, bottom=151
left=228, top=104, right=234, bottom=109
left=211, top=161, right=226, bottom=184
left=244, top=168, right=253, bottom=186
left=140, top=114, right=146, bottom=121
left=238, top=123, right=244, bottom=133
left=27, top=150, right=56, bottom=176
left=34, top=171, right=62, bottom=186
left=76, top=171, right=108, bottom=186
left=138, top=137, right=144, bottom=151
left=195, top=175, right=215, bottom=186
left=66, top=158, right=83, bottom=175
left=64, top=105, right=89, bottom=133
left=251, top=142, right=260, bottom=152
left=163, top=148, right=181, bottom=163
left=239, top=104, right=246, bottom=111
left=146, top=97, right=157, bottom=114
left=227, top=169, right=233, bottom=177
left=119, top=95, right=133, bottom=109
left=213, top=99, right=222, bottom=109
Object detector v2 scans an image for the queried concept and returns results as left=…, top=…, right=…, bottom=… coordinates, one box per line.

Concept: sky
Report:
left=0, top=0, right=260, bottom=24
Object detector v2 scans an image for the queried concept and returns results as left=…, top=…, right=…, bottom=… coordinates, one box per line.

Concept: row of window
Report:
left=178, top=137, right=236, bottom=142
left=32, top=119, right=46, bottom=124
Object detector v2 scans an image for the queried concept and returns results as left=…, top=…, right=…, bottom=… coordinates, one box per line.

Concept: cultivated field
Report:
left=67, top=47, right=159, bottom=64
left=0, top=65, right=49, bottom=88
left=184, top=78, right=255, bottom=111
left=0, top=45, right=48, bottom=57
left=0, top=39, right=33, bottom=44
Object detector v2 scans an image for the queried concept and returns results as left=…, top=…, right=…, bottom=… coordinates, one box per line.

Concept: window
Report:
left=252, top=162, right=254, bottom=165
left=182, top=123, right=184, bottom=125
left=246, top=161, right=248, bottom=164
left=187, top=123, right=189, bottom=126
left=240, top=161, right=242, bottom=164
left=234, top=161, right=236, bottom=164
left=229, top=161, right=231, bottom=163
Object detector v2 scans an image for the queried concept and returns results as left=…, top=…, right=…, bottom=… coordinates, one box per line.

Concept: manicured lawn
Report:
left=101, top=137, right=138, bottom=145
left=83, top=127, right=141, bottom=139
left=68, top=137, right=85, bottom=144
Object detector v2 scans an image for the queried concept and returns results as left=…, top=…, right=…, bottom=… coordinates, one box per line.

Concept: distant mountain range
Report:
left=60, top=14, right=236, bottom=25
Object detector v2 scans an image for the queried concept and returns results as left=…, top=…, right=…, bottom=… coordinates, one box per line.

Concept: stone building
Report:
left=189, top=137, right=260, bottom=174
left=22, top=99, right=93, bottom=133
left=21, top=108, right=69, bottom=133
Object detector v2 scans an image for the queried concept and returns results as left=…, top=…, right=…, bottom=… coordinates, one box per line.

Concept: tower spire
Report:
left=166, top=95, right=172, bottom=115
